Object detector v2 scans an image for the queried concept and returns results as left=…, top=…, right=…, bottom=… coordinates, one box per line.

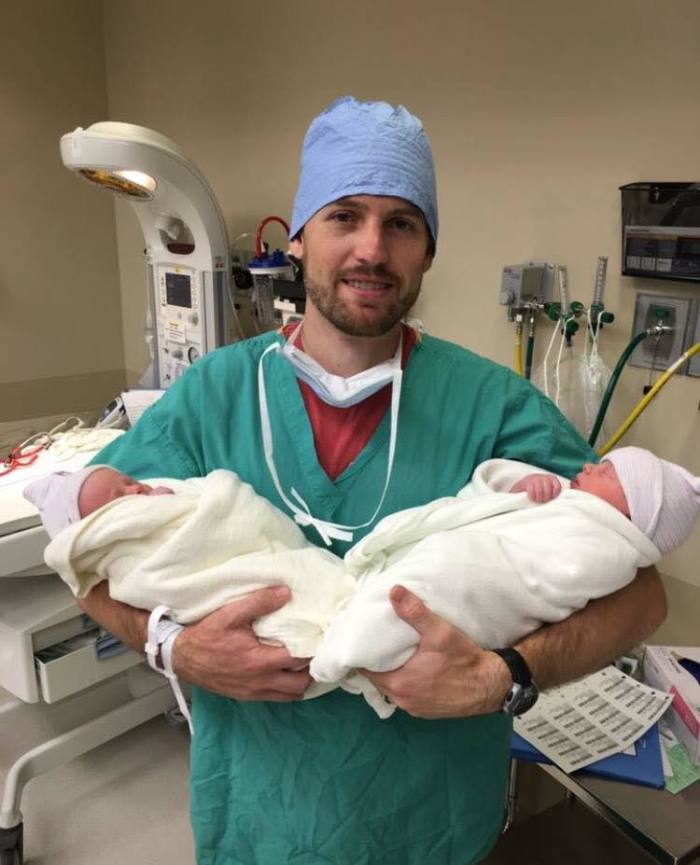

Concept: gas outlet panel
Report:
left=628, top=293, right=695, bottom=371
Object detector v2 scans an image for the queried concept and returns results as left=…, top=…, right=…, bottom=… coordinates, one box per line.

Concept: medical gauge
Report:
left=499, top=262, right=555, bottom=313
left=60, top=122, right=241, bottom=388
left=499, top=262, right=556, bottom=379
left=505, top=260, right=617, bottom=446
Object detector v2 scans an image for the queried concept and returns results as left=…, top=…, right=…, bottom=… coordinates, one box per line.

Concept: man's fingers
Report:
left=213, top=586, right=291, bottom=627
left=248, top=642, right=306, bottom=672
left=389, top=586, right=441, bottom=635
left=255, top=669, right=311, bottom=696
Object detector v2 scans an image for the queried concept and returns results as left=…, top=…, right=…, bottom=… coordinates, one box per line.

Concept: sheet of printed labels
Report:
left=514, top=665, right=672, bottom=773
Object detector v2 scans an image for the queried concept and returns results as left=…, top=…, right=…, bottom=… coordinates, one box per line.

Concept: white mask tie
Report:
left=258, top=334, right=403, bottom=546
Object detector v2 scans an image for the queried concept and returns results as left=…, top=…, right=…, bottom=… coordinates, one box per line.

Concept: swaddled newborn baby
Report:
left=313, top=448, right=698, bottom=696
left=24, top=448, right=700, bottom=718
left=26, top=466, right=355, bottom=658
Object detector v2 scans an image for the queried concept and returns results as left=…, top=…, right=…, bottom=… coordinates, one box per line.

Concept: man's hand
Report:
left=361, top=566, right=666, bottom=720
left=510, top=473, right=562, bottom=503
left=361, top=586, right=510, bottom=719
left=172, top=586, right=312, bottom=701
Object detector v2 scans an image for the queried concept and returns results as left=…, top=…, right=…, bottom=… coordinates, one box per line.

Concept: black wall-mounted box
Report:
left=620, top=182, right=700, bottom=283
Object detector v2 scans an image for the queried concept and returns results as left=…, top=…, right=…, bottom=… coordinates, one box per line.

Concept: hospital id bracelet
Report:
left=492, top=647, right=539, bottom=717
left=145, top=605, right=193, bottom=734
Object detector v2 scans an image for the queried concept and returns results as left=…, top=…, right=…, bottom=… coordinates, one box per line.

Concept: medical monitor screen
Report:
left=165, top=272, right=192, bottom=308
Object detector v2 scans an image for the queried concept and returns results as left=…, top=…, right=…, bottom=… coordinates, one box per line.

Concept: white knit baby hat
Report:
left=604, top=447, right=700, bottom=555
left=23, top=465, right=108, bottom=538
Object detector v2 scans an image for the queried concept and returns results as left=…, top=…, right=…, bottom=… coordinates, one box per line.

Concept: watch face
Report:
left=502, top=682, right=539, bottom=716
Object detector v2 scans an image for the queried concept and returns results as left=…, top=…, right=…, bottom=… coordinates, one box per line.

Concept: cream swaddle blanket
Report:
left=43, top=460, right=660, bottom=718
left=45, top=470, right=355, bottom=662
left=309, top=459, right=660, bottom=707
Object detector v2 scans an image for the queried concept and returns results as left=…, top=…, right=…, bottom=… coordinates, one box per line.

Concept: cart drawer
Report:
left=35, top=641, right=142, bottom=702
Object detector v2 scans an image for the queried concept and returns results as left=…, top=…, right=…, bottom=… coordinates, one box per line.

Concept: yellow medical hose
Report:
left=514, top=320, right=524, bottom=377
left=598, top=342, right=700, bottom=456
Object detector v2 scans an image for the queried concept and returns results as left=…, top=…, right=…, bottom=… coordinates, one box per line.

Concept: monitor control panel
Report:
left=155, top=265, right=205, bottom=387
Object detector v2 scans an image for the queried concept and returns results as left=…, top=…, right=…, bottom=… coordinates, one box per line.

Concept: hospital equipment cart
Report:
left=0, top=483, right=177, bottom=865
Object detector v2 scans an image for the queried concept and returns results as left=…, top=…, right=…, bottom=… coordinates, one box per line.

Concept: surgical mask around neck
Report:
left=257, top=326, right=403, bottom=546
left=280, top=322, right=402, bottom=408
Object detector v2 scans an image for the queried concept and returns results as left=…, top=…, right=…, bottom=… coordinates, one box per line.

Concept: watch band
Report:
left=492, top=647, right=533, bottom=686
left=492, top=648, right=539, bottom=716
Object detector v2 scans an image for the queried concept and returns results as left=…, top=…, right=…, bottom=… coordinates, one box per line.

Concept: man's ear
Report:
left=422, top=254, right=434, bottom=274
left=289, top=235, right=304, bottom=259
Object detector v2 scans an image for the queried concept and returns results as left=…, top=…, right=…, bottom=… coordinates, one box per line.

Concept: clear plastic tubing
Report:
left=253, top=274, right=276, bottom=329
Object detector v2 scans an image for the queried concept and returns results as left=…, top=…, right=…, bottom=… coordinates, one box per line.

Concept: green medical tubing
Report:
left=525, top=334, right=535, bottom=380
left=599, top=342, right=700, bottom=455
left=588, top=330, right=648, bottom=447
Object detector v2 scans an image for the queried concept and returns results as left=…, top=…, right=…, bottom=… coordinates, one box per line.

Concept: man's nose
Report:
left=353, top=220, right=389, bottom=265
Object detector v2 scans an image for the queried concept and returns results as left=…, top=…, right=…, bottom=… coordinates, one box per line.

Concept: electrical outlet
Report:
left=629, top=293, right=695, bottom=371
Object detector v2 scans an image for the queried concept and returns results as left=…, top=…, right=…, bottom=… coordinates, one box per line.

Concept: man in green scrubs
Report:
left=81, top=97, right=666, bottom=864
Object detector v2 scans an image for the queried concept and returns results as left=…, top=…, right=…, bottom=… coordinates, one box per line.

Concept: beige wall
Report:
left=0, top=1, right=125, bottom=421
left=4, top=2, right=697, bottom=596
left=101, top=0, right=700, bottom=594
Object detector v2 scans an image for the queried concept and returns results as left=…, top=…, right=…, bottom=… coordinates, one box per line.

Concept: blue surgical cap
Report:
left=290, top=96, right=438, bottom=246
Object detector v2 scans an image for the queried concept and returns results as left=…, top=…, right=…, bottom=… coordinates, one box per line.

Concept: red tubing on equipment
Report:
left=255, top=216, right=290, bottom=257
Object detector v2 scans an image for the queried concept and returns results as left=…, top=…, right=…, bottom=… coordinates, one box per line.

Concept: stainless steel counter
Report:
left=541, top=764, right=700, bottom=865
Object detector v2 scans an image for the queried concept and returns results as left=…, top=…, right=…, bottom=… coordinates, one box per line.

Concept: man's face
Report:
left=570, top=461, right=630, bottom=516
left=289, top=195, right=433, bottom=337
left=78, top=468, right=173, bottom=518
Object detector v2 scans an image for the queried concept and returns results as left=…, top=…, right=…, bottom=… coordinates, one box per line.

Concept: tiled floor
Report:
left=0, top=686, right=193, bottom=865
left=0, top=683, right=674, bottom=865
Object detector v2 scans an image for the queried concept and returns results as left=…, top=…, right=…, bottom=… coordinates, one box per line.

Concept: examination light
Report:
left=77, top=167, right=157, bottom=199
left=60, top=122, right=237, bottom=388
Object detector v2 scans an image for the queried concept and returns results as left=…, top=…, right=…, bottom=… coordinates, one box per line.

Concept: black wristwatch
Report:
left=492, top=648, right=539, bottom=716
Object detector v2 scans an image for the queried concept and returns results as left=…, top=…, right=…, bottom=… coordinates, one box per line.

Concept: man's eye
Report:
left=329, top=211, right=355, bottom=224
left=391, top=218, right=416, bottom=232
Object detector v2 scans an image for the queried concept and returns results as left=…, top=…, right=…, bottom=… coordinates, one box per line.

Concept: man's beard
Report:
left=303, top=265, right=422, bottom=337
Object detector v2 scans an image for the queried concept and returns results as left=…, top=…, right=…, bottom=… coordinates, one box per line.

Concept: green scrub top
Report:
left=95, top=331, right=595, bottom=865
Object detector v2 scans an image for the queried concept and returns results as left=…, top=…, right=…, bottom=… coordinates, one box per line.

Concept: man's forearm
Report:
left=78, top=584, right=312, bottom=700
left=516, top=566, right=667, bottom=689
left=77, top=582, right=150, bottom=654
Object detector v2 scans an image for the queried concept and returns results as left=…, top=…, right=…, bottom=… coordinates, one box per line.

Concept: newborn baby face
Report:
left=78, top=468, right=174, bottom=518
left=570, top=461, right=629, bottom=516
